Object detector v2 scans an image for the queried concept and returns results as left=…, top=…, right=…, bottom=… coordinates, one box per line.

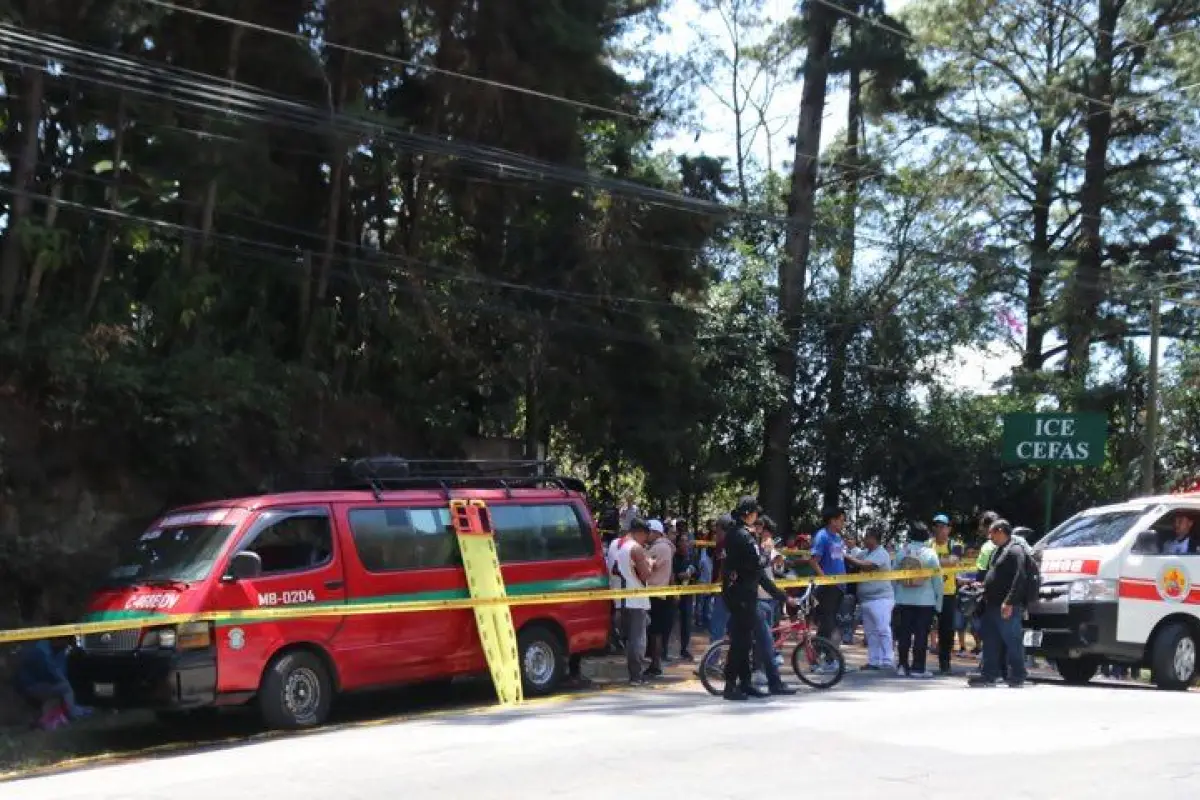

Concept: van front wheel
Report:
left=259, top=650, right=334, bottom=729
left=1151, top=623, right=1198, bottom=691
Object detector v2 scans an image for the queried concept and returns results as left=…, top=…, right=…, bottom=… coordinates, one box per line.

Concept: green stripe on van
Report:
left=80, top=575, right=607, bottom=628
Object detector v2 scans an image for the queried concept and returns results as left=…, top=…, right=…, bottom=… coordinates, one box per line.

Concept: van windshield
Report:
left=1039, top=510, right=1145, bottom=550
left=105, top=523, right=234, bottom=586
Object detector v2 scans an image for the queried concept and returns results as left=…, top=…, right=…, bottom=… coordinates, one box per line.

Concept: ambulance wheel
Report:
left=1055, top=657, right=1098, bottom=685
left=259, top=650, right=333, bottom=729
left=1151, top=623, right=1197, bottom=691
left=518, top=625, right=565, bottom=696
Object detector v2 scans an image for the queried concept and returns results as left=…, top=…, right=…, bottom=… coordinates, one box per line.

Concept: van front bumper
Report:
left=1024, top=603, right=1141, bottom=662
left=68, top=648, right=217, bottom=710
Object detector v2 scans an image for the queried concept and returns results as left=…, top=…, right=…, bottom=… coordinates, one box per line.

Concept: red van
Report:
left=67, top=460, right=610, bottom=729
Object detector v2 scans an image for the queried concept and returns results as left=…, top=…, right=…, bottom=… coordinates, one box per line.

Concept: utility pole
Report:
left=1142, top=283, right=1161, bottom=494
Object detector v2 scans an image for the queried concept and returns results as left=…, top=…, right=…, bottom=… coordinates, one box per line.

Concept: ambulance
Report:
left=1024, top=493, right=1200, bottom=689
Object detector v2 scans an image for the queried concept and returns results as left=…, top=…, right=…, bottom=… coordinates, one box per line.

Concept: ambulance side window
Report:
left=244, top=510, right=335, bottom=575
left=1135, top=510, right=1199, bottom=556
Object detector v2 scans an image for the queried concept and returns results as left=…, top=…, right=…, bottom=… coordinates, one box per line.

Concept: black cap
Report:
left=734, top=495, right=761, bottom=518
left=908, top=521, right=931, bottom=542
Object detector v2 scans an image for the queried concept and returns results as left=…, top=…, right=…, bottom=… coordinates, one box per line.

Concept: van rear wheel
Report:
left=1151, top=623, right=1197, bottom=691
left=259, top=650, right=334, bottom=729
left=518, top=626, right=565, bottom=696
left=1055, top=657, right=1098, bottom=685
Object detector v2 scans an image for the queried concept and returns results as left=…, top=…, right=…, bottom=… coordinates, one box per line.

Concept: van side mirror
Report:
left=224, top=551, right=263, bottom=581
left=1131, top=530, right=1160, bottom=555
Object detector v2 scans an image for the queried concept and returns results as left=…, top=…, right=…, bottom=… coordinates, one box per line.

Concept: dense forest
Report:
left=1, top=0, right=1200, bottom=619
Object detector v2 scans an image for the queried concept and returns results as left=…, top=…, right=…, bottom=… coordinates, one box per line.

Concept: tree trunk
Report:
left=821, top=34, right=860, bottom=511
left=16, top=181, right=63, bottom=338
left=194, top=26, right=245, bottom=277
left=0, top=66, right=46, bottom=320
left=1064, top=0, right=1120, bottom=385
left=1023, top=123, right=1055, bottom=372
left=761, top=1, right=834, bottom=533
left=304, top=67, right=351, bottom=363
left=84, top=92, right=128, bottom=321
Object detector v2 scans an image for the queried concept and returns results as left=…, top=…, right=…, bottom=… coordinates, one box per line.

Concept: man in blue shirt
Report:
left=13, top=629, right=87, bottom=728
left=807, top=506, right=848, bottom=645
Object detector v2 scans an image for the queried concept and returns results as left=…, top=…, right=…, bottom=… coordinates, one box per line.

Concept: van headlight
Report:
left=140, top=622, right=212, bottom=650
left=1068, top=578, right=1118, bottom=604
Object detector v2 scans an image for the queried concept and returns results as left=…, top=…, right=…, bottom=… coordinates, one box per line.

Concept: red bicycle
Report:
left=698, top=581, right=845, bottom=694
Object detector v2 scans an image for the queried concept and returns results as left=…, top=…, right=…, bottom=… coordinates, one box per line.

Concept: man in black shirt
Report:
left=722, top=496, right=795, bottom=701
left=969, top=519, right=1029, bottom=687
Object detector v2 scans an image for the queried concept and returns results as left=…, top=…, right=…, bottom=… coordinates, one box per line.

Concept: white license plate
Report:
left=1022, top=630, right=1043, bottom=648
left=93, top=682, right=115, bottom=698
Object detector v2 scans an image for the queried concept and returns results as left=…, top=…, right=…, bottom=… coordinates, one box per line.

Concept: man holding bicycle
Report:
left=722, top=496, right=797, bottom=701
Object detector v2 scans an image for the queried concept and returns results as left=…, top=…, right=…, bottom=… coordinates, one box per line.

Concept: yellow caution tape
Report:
left=450, top=499, right=523, bottom=706
left=0, top=566, right=976, bottom=645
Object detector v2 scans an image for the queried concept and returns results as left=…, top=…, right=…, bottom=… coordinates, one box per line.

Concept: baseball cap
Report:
left=932, top=514, right=950, bottom=525
left=648, top=519, right=665, bottom=534
left=734, top=495, right=762, bottom=517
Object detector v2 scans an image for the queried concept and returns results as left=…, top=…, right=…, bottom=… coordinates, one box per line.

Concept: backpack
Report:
left=897, top=547, right=926, bottom=587
left=1022, top=544, right=1042, bottom=607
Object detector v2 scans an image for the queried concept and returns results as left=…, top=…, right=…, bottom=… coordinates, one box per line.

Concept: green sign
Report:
left=1001, top=412, right=1107, bottom=466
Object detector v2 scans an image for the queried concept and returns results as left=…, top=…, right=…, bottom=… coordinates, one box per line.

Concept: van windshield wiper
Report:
left=134, top=578, right=191, bottom=589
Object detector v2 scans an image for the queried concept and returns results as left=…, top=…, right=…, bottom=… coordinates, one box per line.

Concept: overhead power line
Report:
left=137, top=0, right=652, bottom=123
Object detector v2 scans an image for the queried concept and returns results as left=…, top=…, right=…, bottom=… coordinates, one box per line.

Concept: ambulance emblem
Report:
left=1157, top=564, right=1190, bottom=603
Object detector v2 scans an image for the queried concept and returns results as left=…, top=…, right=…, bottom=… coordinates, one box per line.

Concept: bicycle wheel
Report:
left=791, top=636, right=845, bottom=689
left=698, top=640, right=730, bottom=696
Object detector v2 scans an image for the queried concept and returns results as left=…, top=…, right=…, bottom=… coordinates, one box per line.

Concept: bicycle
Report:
left=698, top=581, right=845, bottom=695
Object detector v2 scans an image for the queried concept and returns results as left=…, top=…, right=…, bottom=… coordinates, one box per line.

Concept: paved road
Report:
left=7, top=674, right=1200, bottom=799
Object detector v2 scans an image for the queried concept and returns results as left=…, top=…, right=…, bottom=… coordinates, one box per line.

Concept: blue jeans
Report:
left=709, top=595, right=729, bottom=642
left=981, top=605, right=1027, bottom=682
left=754, top=600, right=783, bottom=686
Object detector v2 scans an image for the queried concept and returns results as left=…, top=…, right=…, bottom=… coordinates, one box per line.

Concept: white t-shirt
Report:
left=857, top=546, right=895, bottom=602
left=614, top=539, right=650, bottom=610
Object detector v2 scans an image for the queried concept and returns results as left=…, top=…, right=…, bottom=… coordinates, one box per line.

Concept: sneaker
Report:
left=910, top=670, right=935, bottom=679
left=967, top=674, right=998, bottom=687
left=1006, top=680, right=1026, bottom=688
left=643, top=667, right=663, bottom=679
left=629, top=677, right=647, bottom=687
left=860, top=664, right=880, bottom=671
left=742, top=684, right=769, bottom=698
left=895, top=666, right=910, bottom=677
left=680, top=652, right=695, bottom=662
left=768, top=682, right=797, bottom=695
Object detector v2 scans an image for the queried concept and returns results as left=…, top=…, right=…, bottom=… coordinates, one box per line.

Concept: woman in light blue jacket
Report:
left=892, top=522, right=943, bottom=678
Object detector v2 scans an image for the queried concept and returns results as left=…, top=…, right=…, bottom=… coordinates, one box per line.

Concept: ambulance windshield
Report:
left=1040, top=510, right=1143, bottom=550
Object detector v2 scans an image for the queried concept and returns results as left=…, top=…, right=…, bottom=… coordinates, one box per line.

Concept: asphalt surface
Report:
left=6, top=670, right=1199, bottom=799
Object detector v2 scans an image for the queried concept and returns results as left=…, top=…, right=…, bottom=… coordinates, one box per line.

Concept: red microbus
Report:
left=67, top=458, right=611, bottom=729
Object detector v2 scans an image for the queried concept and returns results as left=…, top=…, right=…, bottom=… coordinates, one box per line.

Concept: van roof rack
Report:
left=265, top=456, right=585, bottom=501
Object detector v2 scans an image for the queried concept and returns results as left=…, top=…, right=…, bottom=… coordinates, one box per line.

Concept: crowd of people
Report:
left=603, top=497, right=1047, bottom=697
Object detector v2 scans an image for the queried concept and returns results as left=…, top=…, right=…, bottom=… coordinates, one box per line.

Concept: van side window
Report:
left=244, top=511, right=334, bottom=575
left=348, top=507, right=459, bottom=572
left=490, top=504, right=592, bottom=563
